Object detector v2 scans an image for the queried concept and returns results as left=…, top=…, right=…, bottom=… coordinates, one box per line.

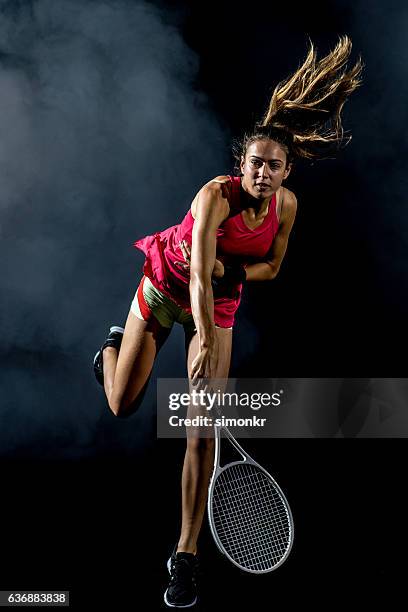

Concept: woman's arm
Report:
left=189, top=183, right=229, bottom=381
left=245, top=190, right=297, bottom=282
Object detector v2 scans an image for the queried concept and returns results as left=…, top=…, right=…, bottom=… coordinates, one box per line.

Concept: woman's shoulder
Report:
left=282, top=187, right=297, bottom=209
left=191, top=176, right=232, bottom=219
left=203, top=175, right=232, bottom=192
left=208, top=175, right=232, bottom=184
left=279, top=187, right=297, bottom=224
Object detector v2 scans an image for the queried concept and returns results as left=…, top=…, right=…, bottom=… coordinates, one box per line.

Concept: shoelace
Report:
left=170, top=558, right=197, bottom=586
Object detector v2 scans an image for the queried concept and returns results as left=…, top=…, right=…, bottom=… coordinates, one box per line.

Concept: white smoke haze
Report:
left=0, top=0, right=228, bottom=352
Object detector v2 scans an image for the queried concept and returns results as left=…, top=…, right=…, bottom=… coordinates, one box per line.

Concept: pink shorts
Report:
left=131, top=276, right=232, bottom=332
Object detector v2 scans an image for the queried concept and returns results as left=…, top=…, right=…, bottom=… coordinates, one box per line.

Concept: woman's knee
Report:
left=108, top=397, right=129, bottom=418
left=107, top=374, right=150, bottom=418
left=107, top=393, right=141, bottom=418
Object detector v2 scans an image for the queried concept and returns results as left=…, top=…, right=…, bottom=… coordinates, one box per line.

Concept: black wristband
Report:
left=212, top=264, right=246, bottom=290
left=223, top=264, right=246, bottom=284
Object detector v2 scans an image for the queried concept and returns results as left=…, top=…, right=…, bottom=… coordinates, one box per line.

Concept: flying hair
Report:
left=234, top=35, right=363, bottom=166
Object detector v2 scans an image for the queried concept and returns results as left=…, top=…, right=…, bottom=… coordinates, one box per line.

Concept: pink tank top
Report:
left=134, top=176, right=280, bottom=327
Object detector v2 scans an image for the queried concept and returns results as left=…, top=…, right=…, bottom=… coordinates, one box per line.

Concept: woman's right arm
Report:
left=189, top=183, right=229, bottom=382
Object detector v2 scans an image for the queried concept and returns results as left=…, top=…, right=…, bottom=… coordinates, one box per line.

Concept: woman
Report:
left=93, top=36, right=362, bottom=608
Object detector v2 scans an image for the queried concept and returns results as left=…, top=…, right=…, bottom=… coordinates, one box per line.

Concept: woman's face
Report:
left=240, top=139, right=291, bottom=200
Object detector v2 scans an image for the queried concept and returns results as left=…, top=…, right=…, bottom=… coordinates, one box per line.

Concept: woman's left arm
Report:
left=245, top=190, right=297, bottom=282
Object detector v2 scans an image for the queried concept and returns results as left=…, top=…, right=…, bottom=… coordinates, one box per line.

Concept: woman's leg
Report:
left=103, top=310, right=171, bottom=418
left=177, top=327, right=232, bottom=553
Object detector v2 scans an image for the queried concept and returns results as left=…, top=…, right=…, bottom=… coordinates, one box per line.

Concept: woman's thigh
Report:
left=111, top=309, right=171, bottom=410
left=185, top=327, right=233, bottom=379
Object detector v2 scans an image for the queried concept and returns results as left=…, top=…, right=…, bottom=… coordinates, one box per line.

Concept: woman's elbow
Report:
left=267, top=263, right=280, bottom=280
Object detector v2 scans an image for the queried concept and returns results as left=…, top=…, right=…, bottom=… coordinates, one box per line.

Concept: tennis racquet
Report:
left=207, top=423, right=294, bottom=573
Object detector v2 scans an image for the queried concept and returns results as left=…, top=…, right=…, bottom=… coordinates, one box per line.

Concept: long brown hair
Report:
left=234, top=35, right=363, bottom=166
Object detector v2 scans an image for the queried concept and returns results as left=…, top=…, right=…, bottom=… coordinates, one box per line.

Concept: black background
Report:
left=1, top=0, right=407, bottom=609
left=3, top=441, right=405, bottom=610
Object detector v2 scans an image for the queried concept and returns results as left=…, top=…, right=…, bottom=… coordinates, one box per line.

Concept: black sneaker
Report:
left=164, top=546, right=198, bottom=608
left=93, top=326, right=124, bottom=386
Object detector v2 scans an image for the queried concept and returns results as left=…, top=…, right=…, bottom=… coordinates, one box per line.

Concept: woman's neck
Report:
left=239, top=181, right=270, bottom=216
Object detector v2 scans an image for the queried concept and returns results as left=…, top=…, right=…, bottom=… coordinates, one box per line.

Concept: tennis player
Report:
left=93, top=36, right=362, bottom=608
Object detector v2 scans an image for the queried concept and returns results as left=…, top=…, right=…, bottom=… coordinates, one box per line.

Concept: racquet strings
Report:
left=211, top=462, right=292, bottom=571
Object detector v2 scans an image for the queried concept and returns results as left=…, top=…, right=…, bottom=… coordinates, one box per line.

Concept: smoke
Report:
left=0, top=0, right=228, bottom=457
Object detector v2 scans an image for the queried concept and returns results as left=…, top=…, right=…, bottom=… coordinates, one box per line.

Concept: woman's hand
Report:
left=190, top=338, right=219, bottom=386
left=176, top=240, right=224, bottom=279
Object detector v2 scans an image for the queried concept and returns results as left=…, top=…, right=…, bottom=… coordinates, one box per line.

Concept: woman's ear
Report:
left=283, top=163, right=292, bottom=180
left=240, top=156, right=245, bottom=175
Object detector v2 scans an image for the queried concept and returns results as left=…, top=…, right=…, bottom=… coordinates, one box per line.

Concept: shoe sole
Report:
left=163, top=590, right=197, bottom=608
left=109, top=326, right=124, bottom=335
left=93, top=326, right=125, bottom=387
left=93, top=349, right=103, bottom=386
